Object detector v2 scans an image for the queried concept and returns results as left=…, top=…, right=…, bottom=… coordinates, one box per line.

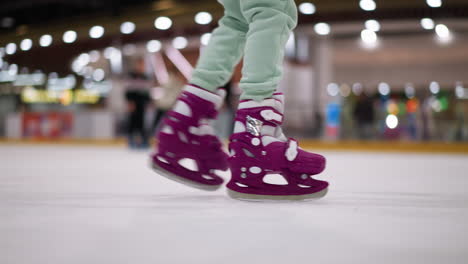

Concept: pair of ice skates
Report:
left=151, top=85, right=328, bottom=201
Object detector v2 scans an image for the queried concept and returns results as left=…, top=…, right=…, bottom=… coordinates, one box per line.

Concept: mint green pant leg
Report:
left=190, top=0, right=248, bottom=92
left=239, top=0, right=298, bottom=101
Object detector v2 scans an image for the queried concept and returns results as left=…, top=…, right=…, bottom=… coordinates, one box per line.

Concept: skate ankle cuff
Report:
left=185, top=84, right=223, bottom=109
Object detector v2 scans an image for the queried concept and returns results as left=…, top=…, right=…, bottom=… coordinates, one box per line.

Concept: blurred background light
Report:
left=147, top=40, right=162, bottom=53
left=405, top=83, right=416, bottom=98
left=103, top=47, right=120, bottom=63
left=431, top=97, right=442, bottom=112
left=340, top=83, right=351, bottom=97
left=200, top=33, right=212, bottom=46
left=352, top=83, right=363, bottom=95
left=327, top=83, right=339, bottom=96
left=378, top=82, right=390, bottom=96
left=426, top=0, right=442, bottom=8
left=89, top=25, right=105, bottom=39
left=20, top=39, right=32, bottom=51
left=5, top=43, right=16, bottom=55
left=8, top=64, right=18, bottom=75
left=420, top=18, right=435, bottom=30
left=154, top=16, right=172, bottom=30
left=39, top=34, right=53, bottom=47
left=63, top=30, right=77, bottom=43
left=194, top=12, right=212, bottom=25
left=314, top=23, right=330, bottom=35
left=89, top=50, right=100, bottom=63
left=92, top=68, right=105, bottom=82
left=359, top=0, right=376, bottom=11
left=299, top=2, right=316, bottom=15
left=71, top=60, right=83, bottom=73
left=386, top=114, right=398, bottom=129
left=361, top=29, right=378, bottom=45
left=455, top=82, right=465, bottom=98
left=435, top=24, right=451, bottom=40
left=78, top=53, right=90, bottom=66
left=429, top=81, right=440, bottom=94
left=172, top=36, right=188, bottom=49
left=365, top=20, right=380, bottom=32
left=120, top=21, right=135, bottom=34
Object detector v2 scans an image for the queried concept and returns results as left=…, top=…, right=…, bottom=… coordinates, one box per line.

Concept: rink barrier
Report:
left=0, top=138, right=467, bottom=154
left=298, top=140, right=468, bottom=155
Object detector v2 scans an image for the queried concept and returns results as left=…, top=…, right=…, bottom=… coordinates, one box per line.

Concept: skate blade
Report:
left=151, top=162, right=222, bottom=192
left=227, top=188, right=328, bottom=202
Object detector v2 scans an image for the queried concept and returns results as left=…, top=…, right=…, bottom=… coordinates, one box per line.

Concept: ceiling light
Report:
left=359, top=0, right=376, bottom=11
left=299, top=3, right=316, bottom=15
left=195, top=12, right=213, bottom=25
left=63, top=30, right=77, bottom=43
left=154, top=17, right=172, bottom=30
left=89, top=25, right=105, bottom=39
left=420, top=18, right=435, bottom=30
left=314, top=23, right=330, bottom=35
left=365, top=19, right=380, bottom=32
left=120, top=22, right=136, bottom=34
left=39, top=34, right=53, bottom=47
left=426, top=0, right=442, bottom=8
left=20, top=39, right=32, bottom=51
left=5, top=43, right=16, bottom=55
left=147, top=40, right=162, bottom=53
left=172, top=36, right=188, bottom=49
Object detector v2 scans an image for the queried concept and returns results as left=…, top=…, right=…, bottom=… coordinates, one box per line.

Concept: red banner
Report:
left=22, top=112, right=73, bottom=139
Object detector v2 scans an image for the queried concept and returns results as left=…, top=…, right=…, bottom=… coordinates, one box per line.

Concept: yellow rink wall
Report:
left=1, top=138, right=467, bottom=155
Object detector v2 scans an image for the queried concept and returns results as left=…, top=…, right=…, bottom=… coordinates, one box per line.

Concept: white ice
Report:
left=1, top=145, right=467, bottom=264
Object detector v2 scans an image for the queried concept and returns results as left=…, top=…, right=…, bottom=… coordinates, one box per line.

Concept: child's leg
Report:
left=190, top=0, right=248, bottom=92
left=239, top=0, right=298, bottom=101
left=151, top=1, right=248, bottom=190
left=226, top=0, right=328, bottom=201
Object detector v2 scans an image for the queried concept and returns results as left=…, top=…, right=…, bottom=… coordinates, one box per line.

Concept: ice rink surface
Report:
left=1, top=144, right=467, bottom=264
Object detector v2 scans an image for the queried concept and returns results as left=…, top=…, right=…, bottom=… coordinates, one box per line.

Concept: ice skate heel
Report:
left=150, top=85, right=229, bottom=190
left=226, top=93, right=328, bottom=201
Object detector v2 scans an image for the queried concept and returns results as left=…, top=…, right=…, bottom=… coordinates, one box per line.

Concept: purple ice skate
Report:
left=226, top=93, right=328, bottom=201
left=151, top=85, right=229, bottom=191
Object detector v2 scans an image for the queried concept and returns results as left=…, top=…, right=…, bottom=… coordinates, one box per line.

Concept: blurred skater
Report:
left=125, top=72, right=151, bottom=149
left=353, top=93, right=375, bottom=140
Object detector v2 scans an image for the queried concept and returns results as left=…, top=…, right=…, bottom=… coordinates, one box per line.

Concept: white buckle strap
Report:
left=260, top=109, right=283, bottom=124
left=285, top=139, right=298, bottom=161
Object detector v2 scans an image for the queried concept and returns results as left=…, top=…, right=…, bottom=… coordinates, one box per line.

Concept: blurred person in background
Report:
left=125, top=72, right=150, bottom=149
left=454, top=98, right=468, bottom=141
left=353, top=93, right=375, bottom=140
left=150, top=0, right=328, bottom=201
left=404, top=98, right=423, bottom=141
left=340, top=94, right=357, bottom=140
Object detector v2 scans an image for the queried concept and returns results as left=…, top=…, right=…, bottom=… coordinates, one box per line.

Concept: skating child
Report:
left=151, top=0, right=328, bottom=201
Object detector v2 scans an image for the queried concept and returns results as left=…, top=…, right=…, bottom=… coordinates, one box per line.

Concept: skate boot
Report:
left=151, top=84, right=229, bottom=191
left=226, top=93, right=328, bottom=201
